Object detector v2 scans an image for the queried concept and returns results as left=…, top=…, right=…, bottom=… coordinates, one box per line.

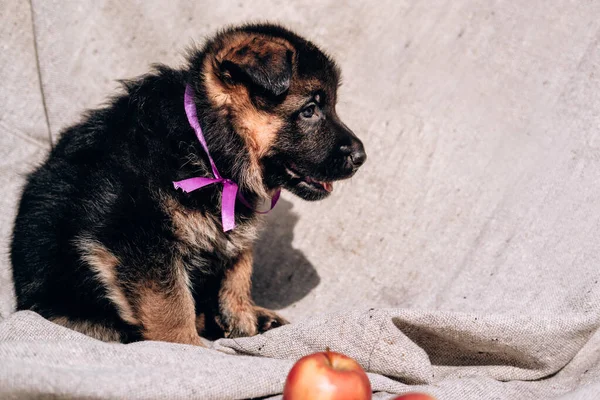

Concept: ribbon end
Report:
left=222, top=224, right=234, bottom=233
left=220, top=181, right=238, bottom=232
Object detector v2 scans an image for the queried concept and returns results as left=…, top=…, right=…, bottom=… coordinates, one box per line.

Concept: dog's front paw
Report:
left=218, top=306, right=288, bottom=338
left=218, top=305, right=258, bottom=338
left=254, top=306, right=289, bottom=333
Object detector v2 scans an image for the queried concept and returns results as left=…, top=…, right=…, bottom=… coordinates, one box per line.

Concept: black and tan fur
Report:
left=10, top=23, right=366, bottom=344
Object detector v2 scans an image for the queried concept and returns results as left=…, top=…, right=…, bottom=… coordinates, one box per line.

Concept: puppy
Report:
left=10, top=23, right=366, bottom=345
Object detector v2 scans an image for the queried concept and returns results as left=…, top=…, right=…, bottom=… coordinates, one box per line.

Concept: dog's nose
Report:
left=350, top=148, right=367, bottom=167
left=340, top=142, right=367, bottom=168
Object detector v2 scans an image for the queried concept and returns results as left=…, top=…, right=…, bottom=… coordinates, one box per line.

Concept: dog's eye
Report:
left=301, top=104, right=316, bottom=119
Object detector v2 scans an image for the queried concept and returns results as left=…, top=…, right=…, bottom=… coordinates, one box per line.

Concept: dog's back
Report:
left=11, top=68, right=191, bottom=341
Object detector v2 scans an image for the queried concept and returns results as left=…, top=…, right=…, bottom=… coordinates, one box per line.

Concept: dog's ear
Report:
left=218, top=37, right=293, bottom=96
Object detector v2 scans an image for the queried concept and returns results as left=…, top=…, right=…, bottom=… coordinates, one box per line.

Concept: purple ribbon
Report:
left=173, top=85, right=280, bottom=232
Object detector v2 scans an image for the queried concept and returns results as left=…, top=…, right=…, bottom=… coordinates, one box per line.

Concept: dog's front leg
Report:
left=218, top=249, right=288, bottom=338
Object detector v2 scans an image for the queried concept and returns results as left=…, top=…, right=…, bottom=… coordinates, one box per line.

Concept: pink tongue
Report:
left=323, top=182, right=333, bottom=192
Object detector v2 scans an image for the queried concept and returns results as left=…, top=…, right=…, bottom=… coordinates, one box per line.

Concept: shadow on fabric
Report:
left=252, top=198, right=320, bottom=310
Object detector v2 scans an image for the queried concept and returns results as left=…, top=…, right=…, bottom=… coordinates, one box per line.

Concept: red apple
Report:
left=392, top=394, right=437, bottom=400
left=283, top=350, right=372, bottom=400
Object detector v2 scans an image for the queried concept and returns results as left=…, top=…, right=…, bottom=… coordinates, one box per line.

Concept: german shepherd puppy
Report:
left=10, top=24, right=366, bottom=345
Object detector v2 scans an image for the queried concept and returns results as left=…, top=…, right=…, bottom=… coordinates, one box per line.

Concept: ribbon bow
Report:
left=173, top=84, right=280, bottom=232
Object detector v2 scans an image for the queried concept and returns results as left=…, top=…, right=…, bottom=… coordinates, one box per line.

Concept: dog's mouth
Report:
left=285, top=165, right=334, bottom=194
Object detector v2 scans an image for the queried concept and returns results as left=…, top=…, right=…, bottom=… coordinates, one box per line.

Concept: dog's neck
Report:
left=185, top=75, right=271, bottom=204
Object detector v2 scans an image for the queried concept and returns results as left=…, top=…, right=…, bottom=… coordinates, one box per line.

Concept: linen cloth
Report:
left=1, top=1, right=600, bottom=398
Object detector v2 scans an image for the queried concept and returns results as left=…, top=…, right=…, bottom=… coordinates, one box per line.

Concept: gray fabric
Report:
left=2, top=0, right=600, bottom=398
left=1, top=310, right=600, bottom=399
left=0, top=0, right=50, bottom=319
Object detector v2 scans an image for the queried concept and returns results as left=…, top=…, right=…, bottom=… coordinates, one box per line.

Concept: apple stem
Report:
left=324, top=350, right=334, bottom=366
